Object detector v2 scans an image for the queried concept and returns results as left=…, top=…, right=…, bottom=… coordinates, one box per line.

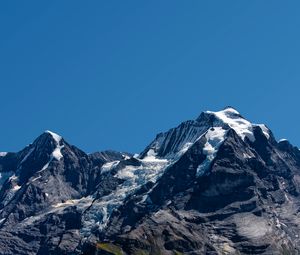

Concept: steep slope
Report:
left=0, top=108, right=299, bottom=255
left=96, top=109, right=300, bottom=255
left=0, top=131, right=95, bottom=254
left=0, top=130, right=171, bottom=254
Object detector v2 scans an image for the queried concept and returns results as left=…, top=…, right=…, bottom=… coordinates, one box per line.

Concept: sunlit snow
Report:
left=206, top=108, right=270, bottom=142
left=279, top=138, right=288, bottom=143
left=197, top=127, right=227, bottom=176
left=45, top=130, right=64, bottom=161
left=81, top=153, right=170, bottom=235
left=101, top=161, right=120, bottom=173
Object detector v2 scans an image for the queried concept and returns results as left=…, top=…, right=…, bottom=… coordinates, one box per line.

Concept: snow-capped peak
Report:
left=221, top=106, right=240, bottom=115
left=27, top=130, right=64, bottom=162
left=44, top=130, right=62, bottom=144
left=142, top=107, right=271, bottom=162
left=44, top=131, right=63, bottom=161
left=204, top=108, right=270, bottom=142
left=0, top=152, right=8, bottom=157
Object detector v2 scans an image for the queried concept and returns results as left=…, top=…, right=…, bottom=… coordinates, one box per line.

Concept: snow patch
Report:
left=0, top=152, right=7, bottom=157
left=143, top=149, right=157, bottom=160
left=40, top=162, right=50, bottom=172
left=196, top=127, right=227, bottom=176
left=51, top=146, right=63, bottom=161
left=142, top=150, right=169, bottom=163
left=243, top=152, right=253, bottom=159
left=122, top=154, right=131, bottom=160
left=254, top=124, right=270, bottom=139
left=279, top=138, right=288, bottom=143
left=178, top=142, right=193, bottom=156
left=45, top=130, right=64, bottom=161
left=12, top=184, right=21, bottom=191
left=31, top=176, right=41, bottom=182
left=45, top=130, right=62, bottom=144
left=101, top=161, right=120, bottom=173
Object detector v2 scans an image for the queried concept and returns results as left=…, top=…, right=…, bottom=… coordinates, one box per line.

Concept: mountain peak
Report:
left=205, top=107, right=241, bottom=118
left=44, top=130, right=62, bottom=144
left=42, top=130, right=63, bottom=161
left=143, top=107, right=271, bottom=159
left=202, top=108, right=269, bottom=142
left=31, top=130, right=63, bottom=149
left=21, top=130, right=65, bottom=164
left=222, top=106, right=240, bottom=114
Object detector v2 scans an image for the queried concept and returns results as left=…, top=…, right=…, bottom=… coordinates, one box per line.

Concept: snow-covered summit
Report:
left=42, top=130, right=64, bottom=161
left=203, top=107, right=270, bottom=142
left=44, top=130, right=62, bottom=144
left=0, top=152, right=8, bottom=157
left=219, top=106, right=240, bottom=114
left=142, top=107, right=271, bottom=160
left=17, top=130, right=65, bottom=167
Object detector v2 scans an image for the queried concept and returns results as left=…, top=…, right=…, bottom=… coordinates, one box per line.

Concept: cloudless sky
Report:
left=1, top=1, right=300, bottom=153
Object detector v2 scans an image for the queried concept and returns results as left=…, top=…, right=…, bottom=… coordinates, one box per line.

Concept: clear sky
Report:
left=1, top=1, right=300, bottom=153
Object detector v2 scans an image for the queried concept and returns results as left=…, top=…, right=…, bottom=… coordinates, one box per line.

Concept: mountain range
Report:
left=0, top=107, right=300, bottom=255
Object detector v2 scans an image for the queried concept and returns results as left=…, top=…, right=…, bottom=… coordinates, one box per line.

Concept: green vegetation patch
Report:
left=96, top=242, right=124, bottom=255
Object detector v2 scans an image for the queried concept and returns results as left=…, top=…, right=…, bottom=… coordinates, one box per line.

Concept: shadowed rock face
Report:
left=0, top=108, right=300, bottom=254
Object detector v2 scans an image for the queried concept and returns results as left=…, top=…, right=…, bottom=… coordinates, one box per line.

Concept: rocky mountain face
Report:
left=0, top=108, right=300, bottom=255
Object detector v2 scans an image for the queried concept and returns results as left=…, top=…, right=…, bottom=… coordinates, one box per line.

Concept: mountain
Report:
left=0, top=108, right=300, bottom=254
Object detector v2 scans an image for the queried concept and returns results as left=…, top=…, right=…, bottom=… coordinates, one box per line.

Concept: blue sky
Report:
left=1, top=1, right=300, bottom=153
